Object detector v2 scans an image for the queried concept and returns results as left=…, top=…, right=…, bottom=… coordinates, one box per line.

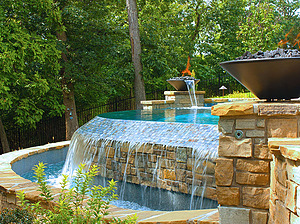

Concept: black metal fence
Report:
left=197, top=74, right=247, bottom=97
left=0, top=90, right=165, bottom=154
left=3, top=116, right=66, bottom=153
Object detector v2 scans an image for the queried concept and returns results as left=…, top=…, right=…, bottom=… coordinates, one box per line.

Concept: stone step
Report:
left=107, top=208, right=219, bottom=224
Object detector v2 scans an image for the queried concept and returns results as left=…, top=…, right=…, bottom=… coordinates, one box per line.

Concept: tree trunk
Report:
left=62, top=79, right=79, bottom=140
left=0, top=118, right=10, bottom=154
left=57, top=31, right=79, bottom=140
left=126, top=0, right=146, bottom=109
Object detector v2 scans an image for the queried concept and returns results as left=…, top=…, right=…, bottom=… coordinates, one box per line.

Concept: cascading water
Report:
left=62, top=109, right=220, bottom=211
left=184, top=80, right=198, bottom=107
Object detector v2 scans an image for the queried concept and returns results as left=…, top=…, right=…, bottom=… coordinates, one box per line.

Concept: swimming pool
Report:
left=99, top=108, right=219, bottom=125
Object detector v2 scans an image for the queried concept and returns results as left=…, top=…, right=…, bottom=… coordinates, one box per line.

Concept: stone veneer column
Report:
left=268, top=138, right=300, bottom=224
left=164, top=91, right=205, bottom=107
left=212, top=101, right=300, bottom=224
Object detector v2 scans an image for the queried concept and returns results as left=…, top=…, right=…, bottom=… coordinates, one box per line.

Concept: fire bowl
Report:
left=220, top=57, right=300, bottom=100
left=167, top=79, right=200, bottom=91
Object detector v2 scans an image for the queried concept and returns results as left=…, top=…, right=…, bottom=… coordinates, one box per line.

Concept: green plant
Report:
left=17, top=162, right=137, bottom=224
left=0, top=207, right=34, bottom=224
left=220, top=91, right=257, bottom=99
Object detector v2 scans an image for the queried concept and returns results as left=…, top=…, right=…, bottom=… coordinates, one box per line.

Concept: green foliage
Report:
left=58, top=0, right=133, bottom=108
left=139, top=0, right=196, bottom=90
left=0, top=0, right=64, bottom=128
left=17, top=162, right=137, bottom=224
left=237, top=1, right=282, bottom=52
left=0, top=207, right=34, bottom=224
left=220, top=90, right=257, bottom=98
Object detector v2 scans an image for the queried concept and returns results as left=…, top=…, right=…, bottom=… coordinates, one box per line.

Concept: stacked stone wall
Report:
left=92, top=140, right=217, bottom=200
left=212, top=102, right=300, bottom=224
left=268, top=140, right=300, bottom=224
left=141, top=91, right=205, bottom=109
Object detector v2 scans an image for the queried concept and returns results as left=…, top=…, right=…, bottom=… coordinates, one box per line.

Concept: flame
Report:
left=293, top=33, right=300, bottom=48
left=278, top=28, right=300, bottom=49
left=181, top=56, right=192, bottom=76
left=285, top=28, right=293, bottom=38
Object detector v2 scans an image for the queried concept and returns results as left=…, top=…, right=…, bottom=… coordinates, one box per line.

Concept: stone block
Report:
left=275, top=200, right=290, bottom=224
left=286, top=180, right=297, bottom=213
left=258, top=104, right=298, bottom=116
left=251, top=210, right=268, bottom=224
left=219, top=135, right=252, bottom=158
left=216, top=187, right=240, bottom=206
left=176, top=148, right=187, bottom=162
left=105, top=147, right=115, bottom=158
left=215, top=158, right=233, bottom=186
left=236, top=172, right=269, bottom=186
left=211, top=103, right=254, bottom=116
left=287, top=160, right=300, bottom=185
left=254, top=144, right=272, bottom=160
left=253, top=138, right=267, bottom=144
left=242, top=186, right=269, bottom=209
left=219, top=119, right=235, bottom=134
left=175, top=169, right=186, bottom=182
left=256, top=119, right=265, bottom=128
left=270, top=161, right=276, bottom=191
left=6, top=194, right=16, bottom=204
left=269, top=199, right=275, bottom=224
left=246, top=130, right=265, bottom=138
left=163, top=169, right=176, bottom=181
left=187, top=158, right=194, bottom=171
left=167, top=151, right=175, bottom=160
left=204, top=187, right=217, bottom=201
left=202, top=160, right=215, bottom=175
left=281, top=145, right=300, bottom=161
left=179, top=99, right=192, bottom=104
left=267, top=118, right=297, bottom=138
left=218, top=206, right=250, bottom=224
left=236, top=159, right=269, bottom=173
left=236, top=119, right=256, bottom=129
left=179, top=182, right=188, bottom=194
left=136, top=143, right=154, bottom=153
left=275, top=157, right=287, bottom=187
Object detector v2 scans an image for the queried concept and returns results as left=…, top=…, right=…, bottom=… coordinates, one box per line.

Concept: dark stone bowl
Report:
left=219, top=57, right=300, bottom=100
left=167, top=79, right=200, bottom=91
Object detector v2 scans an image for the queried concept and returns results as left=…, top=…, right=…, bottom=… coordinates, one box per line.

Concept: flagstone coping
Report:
left=269, top=138, right=300, bottom=161
left=0, top=141, right=219, bottom=223
left=211, top=100, right=300, bottom=117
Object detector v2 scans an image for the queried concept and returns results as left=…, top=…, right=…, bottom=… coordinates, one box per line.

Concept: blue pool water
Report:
left=99, top=108, right=218, bottom=125
left=21, top=161, right=218, bottom=211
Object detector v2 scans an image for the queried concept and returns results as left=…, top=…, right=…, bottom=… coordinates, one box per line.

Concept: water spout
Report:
left=184, top=80, right=198, bottom=108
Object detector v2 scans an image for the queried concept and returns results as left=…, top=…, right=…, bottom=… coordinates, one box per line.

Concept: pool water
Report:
left=21, top=161, right=218, bottom=211
left=21, top=161, right=65, bottom=187
left=99, top=108, right=218, bottom=125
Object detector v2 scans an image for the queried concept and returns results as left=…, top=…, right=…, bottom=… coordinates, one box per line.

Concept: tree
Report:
left=237, top=1, right=282, bottom=52
left=0, top=0, right=63, bottom=152
left=126, top=0, right=146, bottom=109
left=56, top=0, right=134, bottom=137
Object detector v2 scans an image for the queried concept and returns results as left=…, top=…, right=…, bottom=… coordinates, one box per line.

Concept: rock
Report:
left=218, top=135, right=252, bottom=158
left=217, top=187, right=240, bottom=206
left=215, top=158, right=234, bottom=186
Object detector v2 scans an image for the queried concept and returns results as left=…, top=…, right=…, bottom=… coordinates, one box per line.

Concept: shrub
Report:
left=17, top=162, right=137, bottom=224
left=0, top=207, right=34, bottom=224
